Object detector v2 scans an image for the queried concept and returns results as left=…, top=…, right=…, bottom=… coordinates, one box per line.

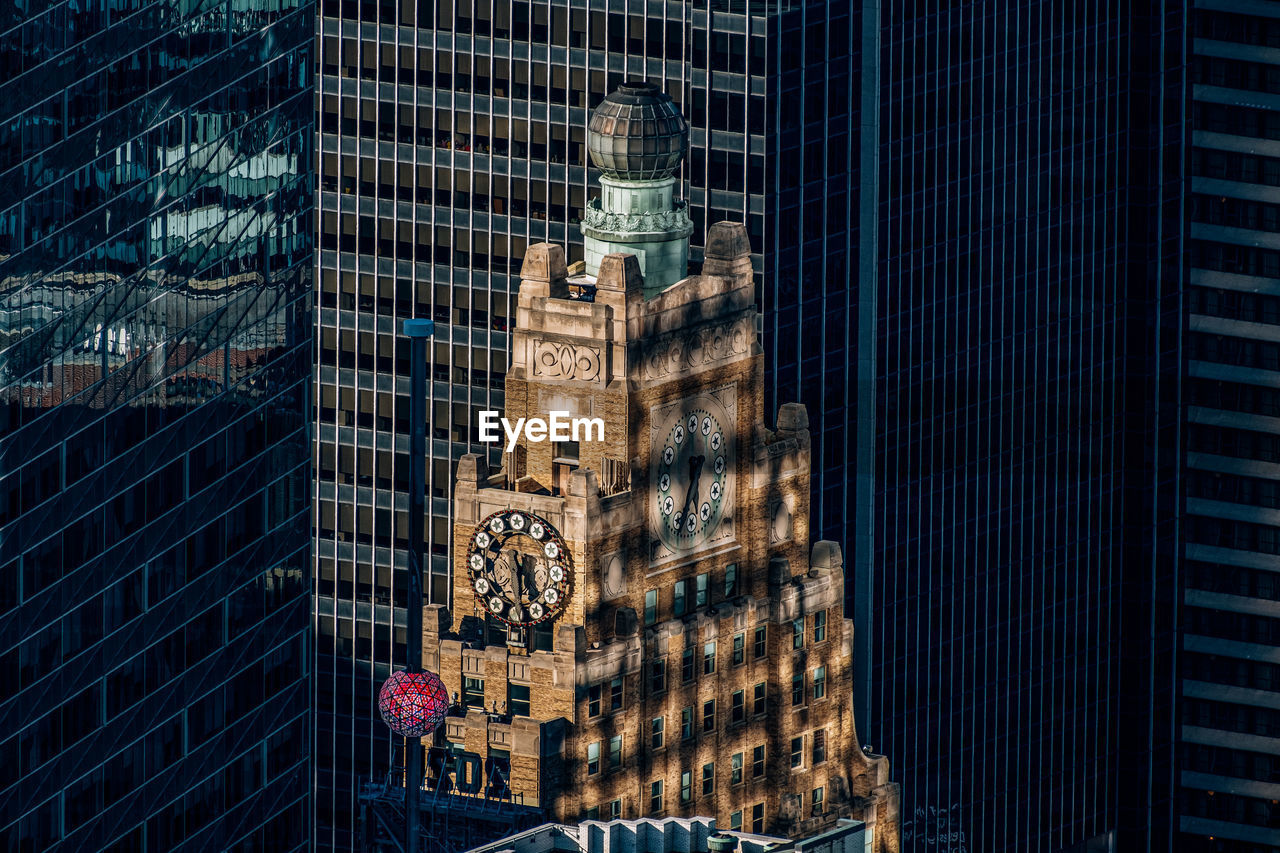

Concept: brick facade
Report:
left=427, top=225, right=899, bottom=850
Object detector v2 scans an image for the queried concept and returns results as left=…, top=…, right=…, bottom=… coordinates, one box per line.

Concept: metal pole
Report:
left=403, top=318, right=433, bottom=853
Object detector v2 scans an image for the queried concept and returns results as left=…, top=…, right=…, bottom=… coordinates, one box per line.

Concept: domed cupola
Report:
left=582, top=81, right=694, bottom=297
left=587, top=81, right=688, bottom=180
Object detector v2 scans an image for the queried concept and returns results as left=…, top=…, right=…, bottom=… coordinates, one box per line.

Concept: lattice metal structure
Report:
left=359, top=768, right=545, bottom=853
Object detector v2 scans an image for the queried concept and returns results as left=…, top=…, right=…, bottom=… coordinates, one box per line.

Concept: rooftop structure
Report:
left=581, top=82, right=694, bottom=295
left=585, top=82, right=689, bottom=181
left=464, top=817, right=868, bottom=853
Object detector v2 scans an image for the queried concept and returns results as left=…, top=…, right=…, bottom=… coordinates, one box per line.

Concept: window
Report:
left=650, top=659, right=667, bottom=693
left=651, top=717, right=665, bottom=750
left=790, top=736, right=803, bottom=768
left=695, top=572, right=709, bottom=606
left=792, top=619, right=804, bottom=649
left=585, top=805, right=600, bottom=820
left=702, top=762, right=715, bottom=796
left=753, top=682, right=766, bottom=715
left=731, top=689, right=745, bottom=724
left=588, top=684, right=601, bottom=717
left=674, top=580, right=687, bottom=616
left=650, top=779, right=663, bottom=813
left=532, top=622, right=553, bottom=652
left=752, top=745, right=765, bottom=777
left=813, top=666, right=826, bottom=700
left=812, top=787, right=824, bottom=816
left=680, top=770, right=693, bottom=803
left=754, top=625, right=767, bottom=658
left=812, top=729, right=826, bottom=764
left=730, top=811, right=742, bottom=831
left=752, top=803, right=764, bottom=833
left=681, top=707, right=694, bottom=740
left=703, top=699, right=716, bottom=732
left=587, top=741, right=600, bottom=774
left=644, top=589, right=657, bottom=625
left=682, top=647, right=695, bottom=682
left=725, top=563, right=738, bottom=597
left=509, top=684, right=530, bottom=716
left=814, top=609, right=827, bottom=642
left=703, top=641, right=717, bottom=674
left=792, top=672, right=805, bottom=706
left=463, top=677, right=484, bottom=708
left=610, top=676, right=623, bottom=711
left=732, top=632, right=745, bottom=665
left=609, top=798, right=622, bottom=819
left=608, top=735, right=622, bottom=769
left=731, top=752, right=744, bottom=784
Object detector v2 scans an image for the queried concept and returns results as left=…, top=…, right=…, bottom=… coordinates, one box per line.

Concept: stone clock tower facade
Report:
left=419, top=83, right=899, bottom=850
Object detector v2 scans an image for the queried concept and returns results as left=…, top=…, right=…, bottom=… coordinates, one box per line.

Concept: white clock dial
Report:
left=651, top=393, right=734, bottom=551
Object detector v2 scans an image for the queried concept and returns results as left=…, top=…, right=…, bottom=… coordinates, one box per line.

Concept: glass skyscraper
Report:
left=862, top=2, right=1162, bottom=851
left=865, top=3, right=1280, bottom=851
left=315, top=0, right=859, bottom=848
left=0, top=2, right=314, bottom=851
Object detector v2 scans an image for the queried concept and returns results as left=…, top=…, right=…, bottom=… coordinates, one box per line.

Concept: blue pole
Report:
left=402, top=317, right=433, bottom=853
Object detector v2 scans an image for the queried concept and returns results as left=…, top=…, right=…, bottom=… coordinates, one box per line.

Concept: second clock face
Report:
left=652, top=394, right=734, bottom=551
left=466, top=510, right=571, bottom=626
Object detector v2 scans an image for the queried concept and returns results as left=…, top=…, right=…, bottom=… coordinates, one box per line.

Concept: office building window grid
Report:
left=1179, top=5, right=1280, bottom=847
left=314, top=0, right=855, bottom=848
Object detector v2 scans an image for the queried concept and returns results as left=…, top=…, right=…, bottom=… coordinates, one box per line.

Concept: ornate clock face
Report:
left=466, top=510, right=571, bottom=626
left=652, top=393, right=734, bottom=552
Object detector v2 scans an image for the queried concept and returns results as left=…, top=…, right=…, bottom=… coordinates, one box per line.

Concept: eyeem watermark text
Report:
left=478, top=411, right=605, bottom=452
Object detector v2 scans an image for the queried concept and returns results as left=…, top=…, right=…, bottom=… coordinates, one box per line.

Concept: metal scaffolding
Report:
left=359, top=768, right=546, bottom=853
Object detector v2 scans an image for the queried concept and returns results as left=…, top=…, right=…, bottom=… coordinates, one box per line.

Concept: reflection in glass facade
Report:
left=315, top=1, right=858, bottom=849
left=0, top=2, right=313, bottom=851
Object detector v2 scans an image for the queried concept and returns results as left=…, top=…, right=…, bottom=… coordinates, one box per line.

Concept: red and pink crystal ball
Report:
left=378, top=670, right=449, bottom=738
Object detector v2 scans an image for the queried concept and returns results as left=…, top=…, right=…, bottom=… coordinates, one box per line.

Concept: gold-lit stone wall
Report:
left=427, top=228, right=899, bottom=851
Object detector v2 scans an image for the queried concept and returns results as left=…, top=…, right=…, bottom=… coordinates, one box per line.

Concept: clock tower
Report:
left=419, top=83, right=899, bottom=850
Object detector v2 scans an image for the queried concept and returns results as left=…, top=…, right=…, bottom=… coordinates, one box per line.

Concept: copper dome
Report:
left=587, top=81, right=688, bottom=181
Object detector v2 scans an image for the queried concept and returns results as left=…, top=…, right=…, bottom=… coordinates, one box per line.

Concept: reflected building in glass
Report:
left=315, top=1, right=859, bottom=850
left=0, top=2, right=314, bottom=851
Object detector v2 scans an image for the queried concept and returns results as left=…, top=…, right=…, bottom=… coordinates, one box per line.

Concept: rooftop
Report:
left=463, top=816, right=869, bottom=853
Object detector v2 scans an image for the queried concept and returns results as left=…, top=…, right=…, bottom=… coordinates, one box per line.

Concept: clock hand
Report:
left=678, top=456, right=697, bottom=519
left=486, top=556, right=504, bottom=597
left=510, top=550, right=528, bottom=601
left=680, top=455, right=706, bottom=522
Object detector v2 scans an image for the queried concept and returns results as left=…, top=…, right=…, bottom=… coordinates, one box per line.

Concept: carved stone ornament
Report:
left=600, top=552, right=626, bottom=600
left=769, top=497, right=794, bottom=544
left=643, top=316, right=754, bottom=381
left=582, top=199, right=693, bottom=235
left=531, top=340, right=602, bottom=381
